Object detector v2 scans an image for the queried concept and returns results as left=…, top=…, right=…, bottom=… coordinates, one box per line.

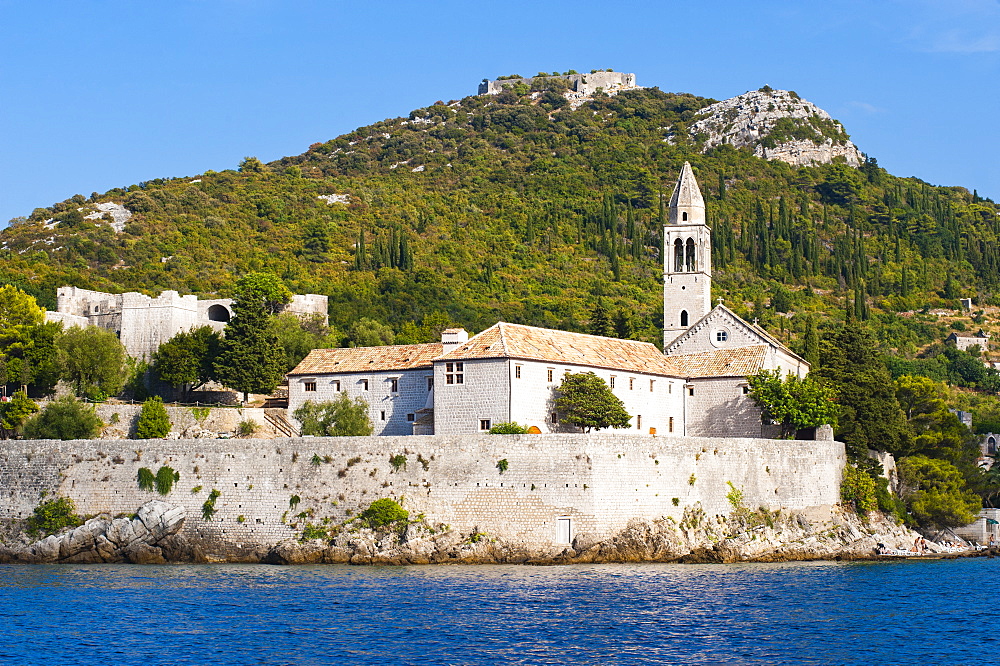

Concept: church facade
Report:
left=288, top=163, right=808, bottom=437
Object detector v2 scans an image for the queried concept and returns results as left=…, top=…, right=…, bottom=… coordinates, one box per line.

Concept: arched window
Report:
left=990, top=436, right=997, bottom=455
left=686, top=237, right=696, bottom=271
left=207, top=304, right=231, bottom=322
left=673, top=238, right=684, bottom=272
left=680, top=310, right=689, bottom=327
left=682, top=212, right=688, bottom=222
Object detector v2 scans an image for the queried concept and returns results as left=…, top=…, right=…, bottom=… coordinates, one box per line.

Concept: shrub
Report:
left=488, top=422, right=529, bottom=434
left=300, top=523, right=328, bottom=541
left=294, top=394, right=374, bottom=436
left=237, top=419, right=260, bottom=437
left=26, top=497, right=83, bottom=536
left=289, top=495, right=301, bottom=509
left=359, top=498, right=408, bottom=528
left=840, top=464, right=878, bottom=515
left=22, top=395, right=102, bottom=440
left=135, top=396, right=171, bottom=439
left=496, top=459, right=509, bottom=474
left=389, top=454, right=407, bottom=471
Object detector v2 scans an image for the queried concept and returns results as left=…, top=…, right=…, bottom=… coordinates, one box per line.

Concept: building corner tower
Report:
left=663, top=162, right=712, bottom=346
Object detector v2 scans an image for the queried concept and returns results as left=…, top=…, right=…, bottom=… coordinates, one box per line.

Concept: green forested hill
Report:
left=4, top=84, right=1000, bottom=362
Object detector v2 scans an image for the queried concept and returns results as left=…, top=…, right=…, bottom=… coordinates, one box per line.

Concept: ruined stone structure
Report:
left=46, top=287, right=328, bottom=359
left=479, top=71, right=636, bottom=96
left=946, top=329, right=990, bottom=353
left=0, top=434, right=845, bottom=556
left=288, top=164, right=808, bottom=437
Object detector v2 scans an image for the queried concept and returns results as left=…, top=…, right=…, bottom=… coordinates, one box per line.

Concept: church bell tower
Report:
left=664, top=162, right=712, bottom=346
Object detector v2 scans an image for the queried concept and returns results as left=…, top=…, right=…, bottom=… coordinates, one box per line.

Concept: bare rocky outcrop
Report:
left=682, top=88, right=863, bottom=167
left=0, top=500, right=185, bottom=564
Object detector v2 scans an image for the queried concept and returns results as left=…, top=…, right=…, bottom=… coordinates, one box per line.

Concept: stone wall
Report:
left=93, top=404, right=279, bottom=439
left=0, top=434, right=844, bottom=553
left=479, top=72, right=636, bottom=96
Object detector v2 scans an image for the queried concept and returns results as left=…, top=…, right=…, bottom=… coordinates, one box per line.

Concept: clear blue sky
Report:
left=2, top=0, right=999, bottom=225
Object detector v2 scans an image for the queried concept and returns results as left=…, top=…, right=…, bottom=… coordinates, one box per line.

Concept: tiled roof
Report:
left=668, top=345, right=767, bottom=378
left=288, top=342, right=443, bottom=375
left=437, top=322, right=680, bottom=377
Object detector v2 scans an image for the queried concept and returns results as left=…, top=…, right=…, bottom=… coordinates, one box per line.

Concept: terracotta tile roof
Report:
left=437, top=322, right=681, bottom=377
left=668, top=345, right=767, bottom=378
left=288, top=342, right=443, bottom=375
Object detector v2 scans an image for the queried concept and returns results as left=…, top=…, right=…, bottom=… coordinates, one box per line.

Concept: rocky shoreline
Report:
left=2, top=500, right=984, bottom=566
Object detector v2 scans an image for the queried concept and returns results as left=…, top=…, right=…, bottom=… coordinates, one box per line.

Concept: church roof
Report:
left=288, top=342, right=443, bottom=375
left=665, top=304, right=808, bottom=366
left=668, top=161, right=705, bottom=211
left=668, top=345, right=768, bottom=378
left=437, top=322, right=680, bottom=377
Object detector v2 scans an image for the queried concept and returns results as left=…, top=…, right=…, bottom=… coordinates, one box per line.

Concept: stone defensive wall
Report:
left=0, top=434, right=844, bottom=554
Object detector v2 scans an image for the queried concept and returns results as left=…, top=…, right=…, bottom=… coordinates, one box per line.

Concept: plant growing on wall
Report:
left=496, top=459, right=509, bottom=474
left=202, top=489, right=221, bottom=520
left=358, top=498, right=408, bottom=529
left=134, top=396, right=171, bottom=439
left=554, top=372, right=631, bottom=432
left=154, top=466, right=180, bottom=495
left=25, top=496, right=83, bottom=536
left=389, top=454, right=407, bottom=471
left=137, top=467, right=155, bottom=491
left=237, top=419, right=260, bottom=437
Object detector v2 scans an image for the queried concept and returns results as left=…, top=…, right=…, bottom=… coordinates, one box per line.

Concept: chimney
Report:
left=441, top=328, right=469, bottom=354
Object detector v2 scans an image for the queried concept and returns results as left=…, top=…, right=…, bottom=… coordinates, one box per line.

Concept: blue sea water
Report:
left=0, top=559, right=996, bottom=665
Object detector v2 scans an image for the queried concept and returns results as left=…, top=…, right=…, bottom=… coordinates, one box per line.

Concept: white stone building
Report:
left=46, top=286, right=328, bottom=359
left=288, top=162, right=809, bottom=437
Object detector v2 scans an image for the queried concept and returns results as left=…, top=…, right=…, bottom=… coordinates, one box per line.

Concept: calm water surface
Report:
left=1, top=559, right=996, bottom=665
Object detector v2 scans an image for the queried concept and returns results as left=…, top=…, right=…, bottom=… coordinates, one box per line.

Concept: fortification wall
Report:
left=0, top=434, right=844, bottom=552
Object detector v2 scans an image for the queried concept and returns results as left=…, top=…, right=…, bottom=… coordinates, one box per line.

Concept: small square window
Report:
left=380, top=411, right=386, bottom=421
left=550, top=412, right=558, bottom=423
left=669, top=416, right=675, bottom=433
left=515, top=365, right=521, bottom=379
left=332, top=380, right=341, bottom=391
left=716, top=330, right=728, bottom=342
left=742, top=386, right=750, bottom=395
left=361, top=379, right=369, bottom=391
left=407, top=413, right=415, bottom=422
left=446, top=362, right=454, bottom=373
left=427, top=377, right=434, bottom=391
left=650, top=379, right=655, bottom=392
left=636, top=415, right=642, bottom=430
left=446, top=374, right=454, bottom=385
left=304, top=381, right=316, bottom=392
left=479, top=419, right=491, bottom=431
left=456, top=362, right=464, bottom=372
left=610, top=376, right=616, bottom=389
left=688, top=387, right=695, bottom=396
left=456, top=374, right=464, bottom=384
left=391, top=378, right=398, bottom=392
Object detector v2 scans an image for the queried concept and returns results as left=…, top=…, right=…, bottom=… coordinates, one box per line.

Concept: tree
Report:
left=0, top=286, right=59, bottom=396
left=56, top=326, right=127, bottom=399
left=152, top=326, right=221, bottom=392
left=588, top=300, right=613, bottom=337
left=346, top=318, right=395, bottom=347
left=293, top=394, right=374, bottom=436
left=555, top=372, right=631, bottom=432
left=813, top=324, right=910, bottom=458
left=271, top=313, right=341, bottom=372
left=134, top=396, right=171, bottom=439
left=214, top=273, right=289, bottom=403
left=0, top=390, right=39, bottom=439
left=898, top=454, right=981, bottom=528
left=22, top=395, right=102, bottom=440
left=747, top=369, right=838, bottom=438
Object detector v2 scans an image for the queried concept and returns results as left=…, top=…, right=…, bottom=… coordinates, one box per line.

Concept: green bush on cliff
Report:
left=840, top=465, right=878, bottom=516
left=22, top=395, right=102, bottom=440
left=137, top=467, right=155, bottom=491
left=359, top=498, right=408, bottom=529
left=26, top=496, right=83, bottom=536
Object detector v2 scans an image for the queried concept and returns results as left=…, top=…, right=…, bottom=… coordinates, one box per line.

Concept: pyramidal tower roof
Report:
left=668, top=161, right=705, bottom=211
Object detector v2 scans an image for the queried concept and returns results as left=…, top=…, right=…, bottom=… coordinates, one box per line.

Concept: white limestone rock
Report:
left=683, top=88, right=863, bottom=167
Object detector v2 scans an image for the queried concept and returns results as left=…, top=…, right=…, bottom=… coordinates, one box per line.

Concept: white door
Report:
left=556, top=518, right=572, bottom=544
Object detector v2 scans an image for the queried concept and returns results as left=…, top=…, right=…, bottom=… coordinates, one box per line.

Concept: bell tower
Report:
left=664, top=162, right=712, bottom=346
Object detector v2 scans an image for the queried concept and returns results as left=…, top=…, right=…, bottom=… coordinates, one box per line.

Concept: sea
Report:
left=1, top=558, right=995, bottom=665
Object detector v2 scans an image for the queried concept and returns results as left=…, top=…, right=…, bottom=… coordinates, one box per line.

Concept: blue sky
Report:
left=2, top=0, right=999, bottom=224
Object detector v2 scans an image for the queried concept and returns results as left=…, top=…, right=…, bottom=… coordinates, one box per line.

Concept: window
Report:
left=304, top=381, right=316, bottom=392
left=669, top=417, right=674, bottom=433
left=426, top=377, right=433, bottom=391
left=688, top=386, right=695, bottom=396
left=446, top=362, right=464, bottom=385
left=390, top=378, right=398, bottom=393
left=479, top=419, right=491, bottom=431
left=742, top=385, right=750, bottom=395
left=551, top=412, right=558, bottom=423
left=636, top=415, right=642, bottom=430
left=407, top=413, right=415, bottom=422
left=669, top=383, right=673, bottom=394
left=650, top=379, right=655, bottom=392
left=682, top=212, right=688, bottom=222
left=716, top=330, right=728, bottom=342
left=686, top=237, right=696, bottom=271
left=332, top=380, right=341, bottom=391
left=629, top=377, right=634, bottom=390
left=361, top=379, right=369, bottom=391
left=515, top=365, right=521, bottom=379
left=547, top=368, right=554, bottom=382
left=610, top=376, right=616, bottom=389
left=680, top=310, right=689, bottom=327
left=380, top=411, right=386, bottom=421
left=674, top=238, right=684, bottom=272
